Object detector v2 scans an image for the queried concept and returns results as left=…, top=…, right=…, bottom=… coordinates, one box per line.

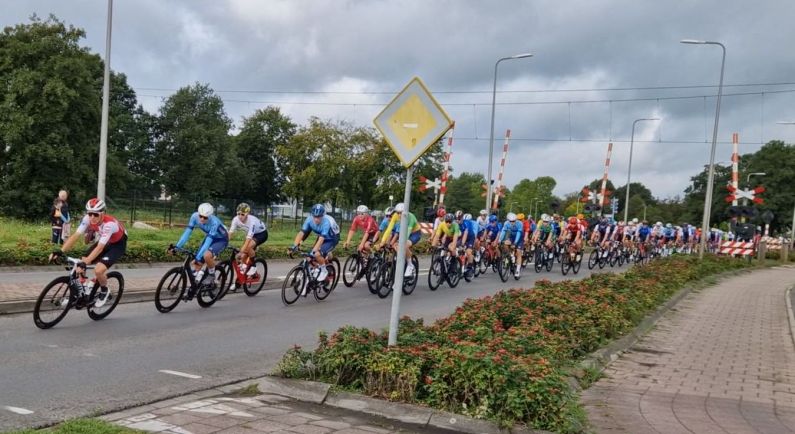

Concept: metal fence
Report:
left=105, top=194, right=358, bottom=229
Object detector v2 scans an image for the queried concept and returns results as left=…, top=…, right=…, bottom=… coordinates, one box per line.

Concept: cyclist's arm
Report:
left=380, top=215, right=398, bottom=245
left=176, top=215, right=198, bottom=249
left=513, top=226, right=522, bottom=245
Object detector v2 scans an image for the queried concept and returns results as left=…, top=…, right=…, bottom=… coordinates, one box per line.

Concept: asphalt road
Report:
left=0, top=260, right=630, bottom=431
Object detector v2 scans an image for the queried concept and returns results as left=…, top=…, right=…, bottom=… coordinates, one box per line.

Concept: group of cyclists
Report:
left=52, top=196, right=709, bottom=310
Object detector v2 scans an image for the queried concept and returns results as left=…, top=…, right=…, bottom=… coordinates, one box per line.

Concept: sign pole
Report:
left=388, top=165, right=413, bottom=346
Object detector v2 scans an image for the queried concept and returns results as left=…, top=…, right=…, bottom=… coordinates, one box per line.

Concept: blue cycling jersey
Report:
left=378, top=217, right=391, bottom=233
left=663, top=228, right=675, bottom=239
left=484, top=222, right=502, bottom=241
left=460, top=219, right=480, bottom=241
left=499, top=221, right=523, bottom=244
left=301, top=215, right=340, bottom=239
left=638, top=226, right=651, bottom=241
left=177, top=212, right=229, bottom=261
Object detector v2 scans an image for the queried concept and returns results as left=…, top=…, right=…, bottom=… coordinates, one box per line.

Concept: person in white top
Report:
left=228, top=203, right=268, bottom=277
left=476, top=209, right=488, bottom=231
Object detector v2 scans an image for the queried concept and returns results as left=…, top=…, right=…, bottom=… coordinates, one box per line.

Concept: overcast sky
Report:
left=4, top=0, right=795, bottom=199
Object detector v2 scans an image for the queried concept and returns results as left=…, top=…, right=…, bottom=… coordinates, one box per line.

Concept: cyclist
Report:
left=433, top=207, right=447, bottom=231
left=638, top=220, right=651, bottom=257
left=561, top=216, right=583, bottom=261
left=533, top=214, right=556, bottom=261
left=378, top=202, right=422, bottom=277
left=663, top=223, right=676, bottom=255
left=173, top=203, right=229, bottom=288
left=482, top=214, right=502, bottom=248
left=499, top=212, right=524, bottom=277
left=56, top=198, right=127, bottom=308
left=459, top=213, right=480, bottom=272
left=228, top=202, right=268, bottom=279
left=291, top=204, right=340, bottom=284
left=431, top=212, right=461, bottom=259
left=476, top=209, right=489, bottom=232
left=343, top=205, right=379, bottom=257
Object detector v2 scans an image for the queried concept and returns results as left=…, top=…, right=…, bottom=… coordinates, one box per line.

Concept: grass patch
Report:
left=7, top=418, right=145, bottom=434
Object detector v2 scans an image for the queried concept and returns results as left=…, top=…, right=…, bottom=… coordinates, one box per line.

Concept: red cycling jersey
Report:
left=77, top=214, right=126, bottom=245
left=350, top=214, right=378, bottom=235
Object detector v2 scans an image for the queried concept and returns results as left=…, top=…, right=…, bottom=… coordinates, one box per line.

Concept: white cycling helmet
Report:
left=506, top=212, right=517, bottom=222
left=543, top=214, right=552, bottom=222
left=463, top=213, right=472, bottom=221
left=85, top=198, right=106, bottom=213
left=632, top=218, right=639, bottom=224
left=356, top=205, right=369, bottom=214
left=666, top=223, right=672, bottom=228
left=198, top=203, right=214, bottom=217
left=394, top=203, right=405, bottom=213
left=384, top=206, right=395, bottom=216
left=655, top=221, right=662, bottom=226
left=479, top=209, right=488, bottom=216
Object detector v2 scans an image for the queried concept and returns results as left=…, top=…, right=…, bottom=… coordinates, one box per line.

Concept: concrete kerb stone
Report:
left=257, top=376, right=331, bottom=405
left=572, top=267, right=759, bottom=391
left=786, top=284, right=795, bottom=349
left=324, top=390, right=432, bottom=426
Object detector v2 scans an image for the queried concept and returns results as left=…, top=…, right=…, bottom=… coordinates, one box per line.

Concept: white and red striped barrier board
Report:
left=419, top=222, right=434, bottom=236
left=719, top=241, right=755, bottom=256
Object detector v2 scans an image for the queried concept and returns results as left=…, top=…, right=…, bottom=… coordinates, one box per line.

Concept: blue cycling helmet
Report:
left=311, top=204, right=325, bottom=217
left=488, top=214, right=498, bottom=223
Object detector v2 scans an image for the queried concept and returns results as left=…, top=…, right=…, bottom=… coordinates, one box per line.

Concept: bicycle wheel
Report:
left=342, top=254, right=360, bottom=287
left=428, top=258, right=445, bottom=291
left=217, top=260, right=234, bottom=300
left=282, top=266, right=306, bottom=305
left=561, top=253, right=570, bottom=275
left=572, top=253, right=582, bottom=274
left=87, top=271, right=124, bottom=321
left=534, top=249, right=544, bottom=273
left=34, top=276, right=73, bottom=329
left=447, top=258, right=462, bottom=288
left=478, top=250, right=490, bottom=275
left=376, top=260, right=394, bottom=299
left=366, top=257, right=382, bottom=294
left=598, top=252, right=607, bottom=269
left=608, top=252, right=618, bottom=268
left=587, top=250, right=599, bottom=270
left=330, top=257, right=341, bottom=290
left=155, top=267, right=186, bottom=313
left=197, top=269, right=226, bottom=308
left=545, top=251, right=554, bottom=271
left=242, top=258, right=268, bottom=296
left=402, top=255, right=419, bottom=295
left=498, top=253, right=510, bottom=282
left=315, top=262, right=336, bottom=301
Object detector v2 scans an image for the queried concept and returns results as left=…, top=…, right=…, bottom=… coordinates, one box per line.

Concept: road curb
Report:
left=255, top=376, right=551, bottom=434
left=786, top=284, right=795, bottom=349
left=572, top=267, right=759, bottom=390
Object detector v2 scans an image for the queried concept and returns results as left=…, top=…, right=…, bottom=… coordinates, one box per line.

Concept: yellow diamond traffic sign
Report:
left=374, top=77, right=453, bottom=168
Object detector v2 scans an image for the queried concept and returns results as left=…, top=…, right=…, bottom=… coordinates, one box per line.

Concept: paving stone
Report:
left=308, top=420, right=351, bottom=430
left=284, top=424, right=332, bottom=434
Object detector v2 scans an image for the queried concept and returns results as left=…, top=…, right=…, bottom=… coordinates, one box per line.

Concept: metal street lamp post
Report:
left=97, top=0, right=113, bottom=201
left=777, top=122, right=795, bottom=243
left=486, top=53, right=533, bottom=214
left=681, top=39, right=726, bottom=259
left=509, top=201, right=518, bottom=213
left=533, top=198, right=541, bottom=219
left=623, top=118, right=660, bottom=223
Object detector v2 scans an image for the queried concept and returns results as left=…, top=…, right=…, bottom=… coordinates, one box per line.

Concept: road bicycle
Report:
left=560, top=240, right=583, bottom=275
left=534, top=241, right=555, bottom=273
left=342, top=249, right=372, bottom=288
left=587, top=242, right=610, bottom=270
left=281, top=249, right=338, bottom=305
left=373, top=247, right=419, bottom=299
left=428, top=246, right=461, bottom=290
left=154, top=246, right=226, bottom=313
left=34, top=253, right=125, bottom=329
left=218, top=248, right=268, bottom=299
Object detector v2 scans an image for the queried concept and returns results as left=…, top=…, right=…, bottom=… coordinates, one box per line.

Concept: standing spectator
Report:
left=50, top=198, right=64, bottom=244
left=58, top=190, right=71, bottom=241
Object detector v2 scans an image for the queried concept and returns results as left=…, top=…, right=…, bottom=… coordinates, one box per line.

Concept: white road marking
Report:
left=158, top=370, right=202, bottom=379
left=3, top=406, right=34, bottom=415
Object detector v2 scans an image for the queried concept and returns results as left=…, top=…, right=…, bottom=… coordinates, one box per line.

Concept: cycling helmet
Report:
left=479, top=209, right=488, bottom=216
left=236, top=202, right=251, bottom=214
left=197, top=202, right=214, bottom=217
left=568, top=216, right=578, bottom=225
left=656, top=221, right=663, bottom=226
left=543, top=215, right=552, bottom=222
left=666, top=223, right=672, bottom=228
left=394, top=203, right=405, bottom=213
left=516, top=213, right=525, bottom=221
left=385, top=206, right=395, bottom=216
left=454, top=210, right=463, bottom=220
left=436, top=208, right=446, bottom=218
left=444, top=213, right=454, bottom=223
left=86, top=198, right=106, bottom=213
left=356, top=205, right=369, bottom=214
left=463, top=213, right=472, bottom=221
left=576, top=213, right=585, bottom=219
left=632, top=218, right=639, bottom=224
left=488, top=214, right=498, bottom=223
left=507, top=212, right=517, bottom=222
left=311, top=204, right=326, bottom=217
left=618, top=221, right=625, bottom=226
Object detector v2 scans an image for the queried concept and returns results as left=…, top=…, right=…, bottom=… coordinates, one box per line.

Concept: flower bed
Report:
left=276, top=255, right=749, bottom=432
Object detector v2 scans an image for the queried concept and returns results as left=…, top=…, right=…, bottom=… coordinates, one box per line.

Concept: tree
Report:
left=156, top=83, right=232, bottom=198
left=682, top=163, right=731, bottom=227
left=614, top=181, right=656, bottom=220
left=0, top=16, right=104, bottom=218
left=741, top=140, right=795, bottom=233
left=505, top=176, right=557, bottom=218
left=444, top=172, right=486, bottom=214
left=230, top=106, right=295, bottom=205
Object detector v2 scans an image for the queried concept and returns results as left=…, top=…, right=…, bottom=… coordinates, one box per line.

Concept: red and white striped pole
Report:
left=731, top=132, right=739, bottom=206
left=492, top=129, right=511, bottom=210
left=438, top=121, right=455, bottom=206
left=599, top=142, right=613, bottom=210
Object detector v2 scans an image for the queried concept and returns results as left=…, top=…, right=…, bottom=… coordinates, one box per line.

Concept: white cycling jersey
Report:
left=229, top=214, right=267, bottom=239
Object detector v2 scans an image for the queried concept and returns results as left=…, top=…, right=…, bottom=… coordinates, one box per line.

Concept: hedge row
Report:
left=276, top=255, right=750, bottom=432
left=2, top=238, right=436, bottom=266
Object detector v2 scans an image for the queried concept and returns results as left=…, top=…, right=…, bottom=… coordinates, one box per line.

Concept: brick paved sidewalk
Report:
left=103, top=388, right=428, bottom=434
left=582, top=266, right=795, bottom=433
